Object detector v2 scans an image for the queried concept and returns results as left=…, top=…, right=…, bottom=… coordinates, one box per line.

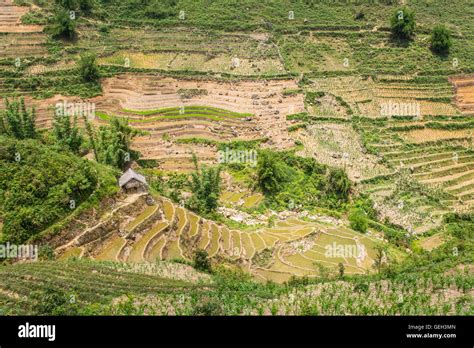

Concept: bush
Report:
left=390, top=7, right=416, bottom=40
left=187, top=155, right=221, bottom=214
left=38, top=245, right=55, bottom=261
left=31, top=287, right=78, bottom=315
left=326, top=168, right=351, bottom=201
left=46, top=8, right=76, bottom=40
left=349, top=209, right=368, bottom=233
left=78, top=53, right=100, bottom=82
left=354, top=11, right=365, bottom=20
left=430, top=25, right=452, bottom=54
left=193, top=250, right=212, bottom=273
left=192, top=296, right=224, bottom=316
left=0, top=136, right=99, bottom=243
left=256, top=150, right=288, bottom=195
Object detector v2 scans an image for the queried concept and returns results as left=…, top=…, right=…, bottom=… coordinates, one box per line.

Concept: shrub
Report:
left=326, top=168, right=351, bottom=201
left=191, top=296, right=224, bottom=316
left=0, top=98, right=36, bottom=140
left=46, top=8, right=76, bottom=40
left=256, top=150, right=288, bottom=195
left=193, top=250, right=212, bottom=273
left=355, top=11, right=365, bottom=20
left=31, top=287, right=78, bottom=315
left=78, top=53, right=100, bottom=82
left=187, top=155, right=221, bottom=214
left=390, top=7, right=416, bottom=40
left=430, top=25, right=452, bottom=54
left=349, top=209, right=368, bottom=233
left=38, top=245, right=55, bottom=261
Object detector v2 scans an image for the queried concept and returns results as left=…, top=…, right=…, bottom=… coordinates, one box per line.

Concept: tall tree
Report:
left=0, top=98, right=36, bottom=140
left=53, top=109, right=83, bottom=154
left=187, top=154, right=221, bottom=214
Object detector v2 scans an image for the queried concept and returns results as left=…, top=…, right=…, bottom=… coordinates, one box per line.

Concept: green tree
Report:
left=430, top=25, right=452, bottom=54
left=95, top=117, right=138, bottom=169
left=0, top=98, right=36, bottom=140
left=55, top=0, right=78, bottom=9
left=55, top=0, right=94, bottom=13
left=32, top=287, right=79, bottom=315
left=349, top=208, right=368, bottom=233
left=83, top=115, right=98, bottom=160
left=53, top=109, right=84, bottom=154
left=373, top=245, right=388, bottom=274
left=78, top=52, right=100, bottom=82
left=188, top=155, right=221, bottom=214
left=338, top=262, right=345, bottom=279
left=326, top=167, right=351, bottom=201
left=193, top=249, right=212, bottom=273
left=47, top=7, right=76, bottom=40
left=390, top=7, right=416, bottom=40
left=256, top=150, right=287, bottom=195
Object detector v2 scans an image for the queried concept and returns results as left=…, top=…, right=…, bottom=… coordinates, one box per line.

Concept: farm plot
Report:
left=52, top=194, right=385, bottom=283
left=358, top=118, right=474, bottom=233
left=85, top=27, right=283, bottom=75
left=307, top=75, right=458, bottom=118
left=295, top=123, right=391, bottom=182
left=0, top=0, right=43, bottom=33
left=450, top=75, right=474, bottom=115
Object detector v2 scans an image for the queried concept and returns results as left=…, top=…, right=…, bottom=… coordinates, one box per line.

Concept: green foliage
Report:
left=255, top=150, right=350, bottom=211
left=55, top=0, right=95, bottom=13
left=193, top=249, right=212, bottom=273
left=78, top=53, right=100, bottom=82
left=31, top=287, right=79, bottom=315
left=256, top=150, right=288, bottom=195
left=0, top=98, right=36, bottom=140
left=0, top=136, right=98, bottom=243
left=349, top=208, right=368, bottom=233
left=326, top=168, right=351, bottom=201
left=38, top=245, right=55, bottom=261
left=191, top=296, right=224, bottom=316
left=55, top=0, right=77, bottom=8
left=338, top=262, right=345, bottom=279
left=430, top=25, right=452, bottom=54
left=390, top=7, right=415, bottom=40
left=95, top=118, right=139, bottom=169
left=53, top=111, right=84, bottom=154
left=46, top=7, right=76, bottom=40
left=187, top=155, right=221, bottom=214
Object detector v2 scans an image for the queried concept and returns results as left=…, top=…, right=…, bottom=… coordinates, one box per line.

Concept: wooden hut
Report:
left=119, top=168, right=147, bottom=193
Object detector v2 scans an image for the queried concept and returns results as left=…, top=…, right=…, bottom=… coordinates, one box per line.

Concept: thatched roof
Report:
left=119, top=168, right=147, bottom=187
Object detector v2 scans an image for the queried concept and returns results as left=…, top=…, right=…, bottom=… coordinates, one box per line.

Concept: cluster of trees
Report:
left=78, top=53, right=100, bottom=82
left=187, top=155, right=221, bottom=215
left=0, top=96, right=139, bottom=244
left=0, top=99, right=36, bottom=140
left=53, top=111, right=83, bottom=154
left=390, top=7, right=452, bottom=54
left=256, top=150, right=351, bottom=210
left=53, top=112, right=138, bottom=170
left=46, top=0, right=95, bottom=40
left=94, top=118, right=139, bottom=170
left=0, top=136, right=98, bottom=244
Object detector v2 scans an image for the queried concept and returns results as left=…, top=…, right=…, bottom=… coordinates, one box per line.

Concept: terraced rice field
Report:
left=357, top=117, right=474, bottom=232
left=450, top=75, right=474, bottom=115
left=0, top=260, right=196, bottom=315
left=220, top=191, right=264, bottom=209
left=307, top=75, right=458, bottom=118
left=52, top=194, right=384, bottom=283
